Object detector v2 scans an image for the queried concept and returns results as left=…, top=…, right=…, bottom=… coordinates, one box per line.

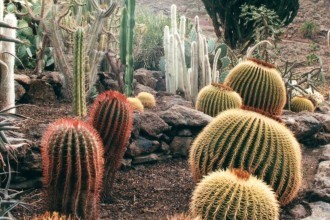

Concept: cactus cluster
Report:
left=136, top=92, right=156, bottom=108
left=41, top=119, right=104, bottom=220
left=191, top=169, right=279, bottom=220
left=224, top=58, right=286, bottom=116
left=195, top=83, right=242, bottom=117
left=89, top=91, right=133, bottom=199
left=189, top=109, right=302, bottom=205
left=291, top=96, right=315, bottom=112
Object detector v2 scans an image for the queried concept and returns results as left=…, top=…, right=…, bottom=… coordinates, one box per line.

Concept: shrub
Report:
left=299, top=20, right=319, bottom=39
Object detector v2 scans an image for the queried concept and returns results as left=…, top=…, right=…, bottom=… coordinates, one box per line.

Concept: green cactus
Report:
left=189, top=109, right=302, bottom=205
left=191, top=169, right=279, bottom=220
left=120, top=0, right=135, bottom=96
left=224, top=58, right=286, bottom=116
left=291, top=96, right=315, bottom=112
left=41, top=119, right=104, bottom=220
left=89, top=91, right=133, bottom=200
left=195, top=83, right=242, bottom=117
left=73, top=27, right=87, bottom=117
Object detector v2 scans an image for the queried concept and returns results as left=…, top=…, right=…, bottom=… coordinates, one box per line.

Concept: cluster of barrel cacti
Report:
left=127, top=92, right=156, bottom=112
left=189, top=56, right=302, bottom=219
left=40, top=90, right=133, bottom=218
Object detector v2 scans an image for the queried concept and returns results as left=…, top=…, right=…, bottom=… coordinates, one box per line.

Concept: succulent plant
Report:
left=189, top=109, right=302, bottom=205
left=127, top=97, right=144, bottom=112
left=89, top=91, right=133, bottom=200
left=224, top=58, right=286, bottom=116
left=191, top=169, right=279, bottom=220
left=41, top=119, right=104, bottom=220
left=30, top=211, right=72, bottom=220
left=291, top=96, right=315, bottom=112
left=195, top=83, right=242, bottom=117
left=136, top=92, right=156, bottom=108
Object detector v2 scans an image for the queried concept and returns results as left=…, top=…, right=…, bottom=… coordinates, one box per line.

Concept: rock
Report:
left=159, top=105, right=213, bottom=127
left=27, top=79, right=57, bottom=103
left=126, top=137, right=160, bottom=157
left=15, top=80, right=26, bottom=101
left=289, top=204, right=309, bottom=219
left=134, top=83, right=157, bottom=95
left=41, top=72, right=65, bottom=97
left=156, top=93, right=193, bottom=111
left=134, top=68, right=158, bottom=89
left=121, top=158, right=132, bottom=168
left=132, top=153, right=172, bottom=165
left=311, top=161, right=330, bottom=202
left=178, top=129, right=192, bottom=137
left=14, top=74, right=31, bottom=85
left=170, top=136, right=194, bottom=157
left=302, top=202, right=330, bottom=220
left=160, top=141, right=170, bottom=154
left=140, top=112, right=170, bottom=137
left=316, top=106, right=330, bottom=114
left=101, top=78, right=119, bottom=91
left=131, top=112, right=142, bottom=139
left=320, top=144, right=330, bottom=161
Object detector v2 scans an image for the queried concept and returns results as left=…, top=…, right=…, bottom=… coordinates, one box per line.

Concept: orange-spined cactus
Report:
left=41, top=119, right=104, bottom=220
left=89, top=91, right=133, bottom=200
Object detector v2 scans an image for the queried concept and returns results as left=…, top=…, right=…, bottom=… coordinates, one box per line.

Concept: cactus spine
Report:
left=291, top=96, right=315, bottom=112
left=89, top=91, right=133, bottom=200
left=195, top=83, right=242, bottom=117
left=0, top=13, right=17, bottom=113
left=73, top=28, right=87, bottom=117
left=189, top=109, right=302, bottom=205
left=41, top=119, right=104, bottom=220
left=191, top=169, right=279, bottom=220
left=224, top=58, right=286, bottom=116
left=120, top=0, right=135, bottom=97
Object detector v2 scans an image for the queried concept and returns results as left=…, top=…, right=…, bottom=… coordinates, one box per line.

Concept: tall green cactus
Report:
left=189, top=109, right=302, bottom=205
left=224, top=58, right=286, bottom=116
left=89, top=91, right=133, bottom=200
left=191, top=169, right=279, bottom=220
left=73, top=27, right=87, bottom=117
left=41, top=119, right=104, bottom=220
left=120, top=0, right=135, bottom=97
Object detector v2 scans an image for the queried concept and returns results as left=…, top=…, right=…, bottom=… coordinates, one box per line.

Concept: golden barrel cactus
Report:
left=136, top=92, right=156, bottom=108
left=291, top=96, right=315, bottom=112
left=128, top=97, right=144, bottom=112
left=195, top=83, right=242, bottom=117
left=224, top=58, right=286, bottom=116
left=191, top=169, right=279, bottom=220
left=189, top=109, right=302, bottom=205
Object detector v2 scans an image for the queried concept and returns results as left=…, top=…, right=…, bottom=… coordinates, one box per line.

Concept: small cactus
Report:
left=127, top=97, right=144, bottom=112
left=41, top=119, right=104, bottom=220
left=89, top=91, right=133, bottom=200
left=191, top=169, right=279, bottom=220
left=136, top=92, right=156, bottom=108
left=195, top=83, right=242, bottom=117
left=291, top=96, right=315, bottom=112
left=29, top=212, right=72, bottom=220
left=189, top=109, right=302, bottom=205
left=224, top=58, right=286, bottom=116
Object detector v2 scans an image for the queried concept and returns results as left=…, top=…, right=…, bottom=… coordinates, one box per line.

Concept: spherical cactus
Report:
left=224, top=58, right=286, bottom=116
left=189, top=109, right=302, bottom=205
left=291, top=96, right=315, bottom=112
left=41, top=119, right=104, bottom=220
left=195, top=83, right=242, bottom=117
left=127, top=97, right=144, bottom=112
left=136, top=92, right=156, bottom=108
left=89, top=91, right=133, bottom=200
left=191, top=169, right=279, bottom=220
left=32, top=212, right=72, bottom=220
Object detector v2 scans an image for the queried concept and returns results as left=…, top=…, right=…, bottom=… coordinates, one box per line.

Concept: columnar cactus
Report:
left=291, top=96, right=315, bottom=112
left=224, top=58, right=286, bottom=116
left=195, top=83, right=242, bottom=117
left=191, top=169, right=279, bottom=220
left=73, top=27, right=87, bottom=117
left=89, top=91, right=133, bottom=199
left=189, top=109, right=302, bottom=205
left=0, top=13, right=17, bottom=113
left=41, top=119, right=104, bottom=220
left=136, top=92, right=156, bottom=108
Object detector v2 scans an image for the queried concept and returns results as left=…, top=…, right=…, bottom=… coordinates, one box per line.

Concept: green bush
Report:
left=134, top=7, right=170, bottom=70
left=299, top=20, right=319, bottom=39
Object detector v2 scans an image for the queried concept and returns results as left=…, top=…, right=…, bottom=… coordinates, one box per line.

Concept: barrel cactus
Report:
left=128, top=97, right=144, bottom=112
left=224, top=58, right=286, bottom=116
left=195, top=83, right=242, bottom=117
left=32, top=212, right=72, bottom=220
left=89, top=91, right=133, bottom=199
left=41, top=119, right=104, bottom=220
left=291, top=96, right=315, bottom=112
left=191, top=169, right=279, bottom=220
left=189, top=109, right=302, bottom=205
left=136, top=92, right=156, bottom=108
